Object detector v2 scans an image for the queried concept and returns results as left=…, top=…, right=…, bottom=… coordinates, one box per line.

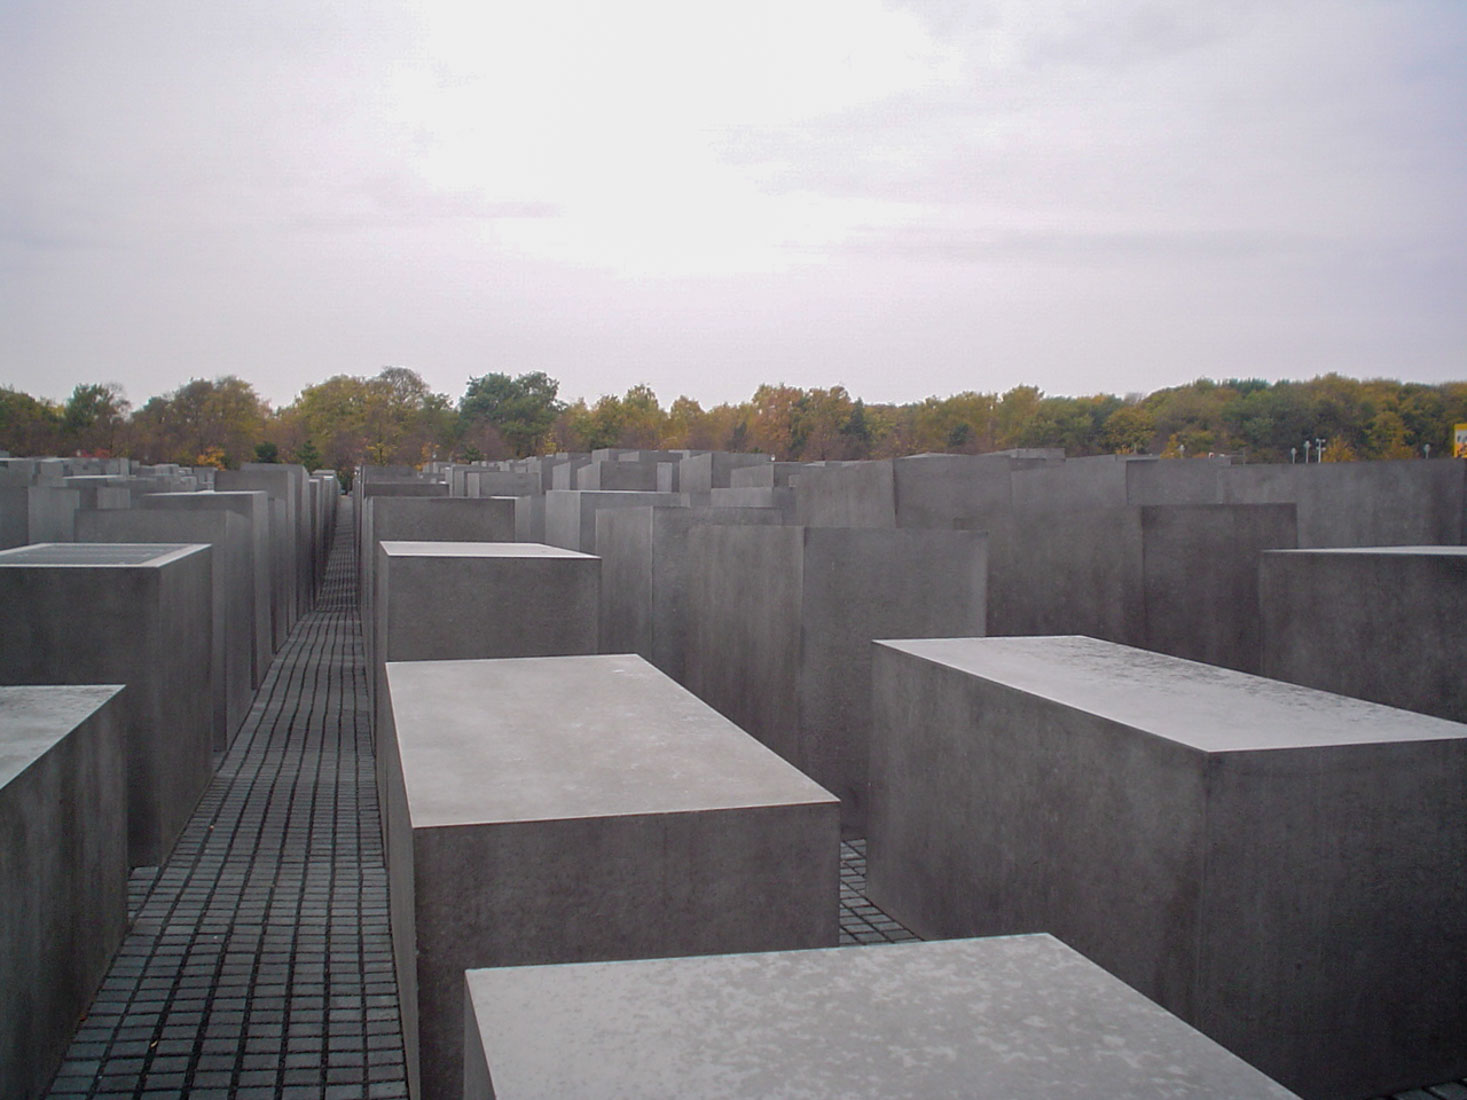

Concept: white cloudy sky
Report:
left=3, top=0, right=1464, bottom=410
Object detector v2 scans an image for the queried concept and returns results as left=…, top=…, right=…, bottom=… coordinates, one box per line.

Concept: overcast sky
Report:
left=3, top=0, right=1464, bottom=412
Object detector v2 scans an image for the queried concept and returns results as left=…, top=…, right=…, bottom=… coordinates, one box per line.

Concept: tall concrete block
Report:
left=542, top=489, right=687, bottom=553
left=595, top=505, right=783, bottom=682
left=0, top=543, right=214, bottom=866
left=1260, top=546, right=1467, bottom=722
left=685, top=525, right=986, bottom=829
left=142, top=490, right=273, bottom=687
left=574, top=460, right=660, bottom=491
left=1219, top=459, right=1467, bottom=547
left=76, top=508, right=253, bottom=750
left=216, top=468, right=300, bottom=649
left=677, top=452, right=773, bottom=495
left=382, top=653, right=839, bottom=1100
left=1, top=685, right=129, bottom=1100
left=463, top=935, right=1299, bottom=1100
left=730, top=460, right=807, bottom=489
left=27, top=486, right=81, bottom=542
left=866, top=635, right=1467, bottom=1099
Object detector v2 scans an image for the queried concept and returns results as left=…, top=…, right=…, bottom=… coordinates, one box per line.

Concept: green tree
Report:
left=458, top=371, right=564, bottom=458
left=62, top=383, right=129, bottom=455
left=0, top=387, right=64, bottom=455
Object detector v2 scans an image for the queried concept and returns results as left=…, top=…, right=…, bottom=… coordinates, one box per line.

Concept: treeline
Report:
left=2, top=370, right=1465, bottom=470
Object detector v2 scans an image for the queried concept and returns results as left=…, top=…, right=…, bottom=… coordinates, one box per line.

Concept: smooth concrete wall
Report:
left=76, top=508, right=253, bottom=750
left=0, top=543, right=214, bottom=867
left=677, top=452, right=772, bottom=495
left=463, top=935, right=1299, bottom=1100
left=730, top=460, right=808, bottom=489
left=359, top=497, right=518, bottom=668
left=383, top=654, right=839, bottom=1100
left=685, top=525, right=986, bottom=830
left=866, top=636, right=1467, bottom=1100
left=143, top=491, right=273, bottom=687
left=216, top=468, right=298, bottom=649
left=1260, top=546, right=1467, bottom=722
left=542, top=489, right=687, bottom=553
left=595, top=505, right=783, bottom=682
left=28, top=486, right=81, bottom=542
left=575, top=461, right=659, bottom=491
left=0, top=485, right=28, bottom=548
left=465, top=469, right=538, bottom=497
left=977, top=503, right=1296, bottom=674
left=793, top=460, right=895, bottom=527
left=0, top=685, right=129, bottom=1100
left=1220, top=460, right=1466, bottom=547
left=513, top=494, right=545, bottom=543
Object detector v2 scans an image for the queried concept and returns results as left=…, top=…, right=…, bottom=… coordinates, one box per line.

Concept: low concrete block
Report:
left=0, top=543, right=215, bottom=866
left=76, top=508, right=253, bottom=750
left=1261, top=546, right=1467, bottom=723
left=685, top=525, right=986, bottom=829
left=574, top=460, right=659, bottom=491
left=867, top=635, right=1467, bottom=1099
left=463, top=934, right=1299, bottom=1100
left=0, top=685, right=129, bottom=1100
left=383, top=653, right=839, bottom=1100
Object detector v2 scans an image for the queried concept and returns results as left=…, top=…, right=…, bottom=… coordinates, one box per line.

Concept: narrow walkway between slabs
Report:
left=43, top=498, right=915, bottom=1100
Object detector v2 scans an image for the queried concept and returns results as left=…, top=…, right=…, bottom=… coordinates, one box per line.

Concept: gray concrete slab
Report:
left=0, top=543, right=215, bottom=866
left=382, top=653, right=839, bottom=1100
left=463, top=934, right=1299, bottom=1100
left=142, top=490, right=273, bottom=686
left=542, top=489, right=688, bottom=553
left=595, top=504, right=783, bottom=682
left=685, top=525, right=986, bottom=829
left=677, top=451, right=772, bottom=495
left=1, top=685, right=128, bottom=1100
left=866, top=635, right=1467, bottom=1100
left=217, top=467, right=301, bottom=648
left=1260, top=545, right=1467, bottom=721
left=76, top=508, right=253, bottom=750
left=574, top=460, right=659, bottom=491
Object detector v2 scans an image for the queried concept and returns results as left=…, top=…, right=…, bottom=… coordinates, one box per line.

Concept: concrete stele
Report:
left=383, top=653, right=839, bottom=1100
left=463, top=935, right=1299, bottom=1100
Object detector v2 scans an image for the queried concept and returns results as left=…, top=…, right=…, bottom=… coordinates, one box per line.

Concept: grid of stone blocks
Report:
left=29, top=484, right=1462, bottom=1100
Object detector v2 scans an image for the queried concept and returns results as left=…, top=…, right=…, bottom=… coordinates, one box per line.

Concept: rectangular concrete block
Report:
left=463, top=934, right=1299, bottom=1100
left=359, top=497, right=519, bottom=663
left=383, top=653, right=839, bottom=1100
left=685, top=525, right=986, bottom=829
left=1261, top=546, right=1467, bottom=722
left=867, top=635, right=1467, bottom=1099
left=595, top=504, right=783, bottom=682
left=0, top=543, right=215, bottom=867
left=574, top=460, right=659, bottom=491
left=76, top=508, right=254, bottom=750
left=0, top=685, right=129, bottom=1100
left=677, top=451, right=773, bottom=495
left=216, top=468, right=300, bottom=648
left=142, top=490, right=273, bottom=687
left=543, top=489, right=687, bottom=553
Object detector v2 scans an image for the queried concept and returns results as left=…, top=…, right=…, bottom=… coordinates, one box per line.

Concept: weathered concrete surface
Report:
left=867, top=635, right=1467, bottom=1100
left=76, top=508, right=254, bottom=750
left=1219, top=459, right=1466, bottom=547
left=677, top=452, right=773, bottom=495
left=463, top=935, right=1299, bottom=1100
left=359, top=497, right=518, bottom=667
left=1260, top=546, right=1467, bottom=722
left=217, top=467, right=301, bottom=649
left=542, top=489, right=687, bottom=553
left=685, top=525, right=986, bottom=830
left=595, top=504, right=783, bottom=682
left=0, top=685, right=128, bottom=1100
left=383, top=654, right=839, bottom=1100
left=143, top=490, right=273, bottom=687
left=0, top=543, right=214, bottom=867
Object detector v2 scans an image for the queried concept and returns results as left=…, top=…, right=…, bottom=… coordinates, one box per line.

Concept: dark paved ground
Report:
left=40, top=498, right=1460, bottom=1099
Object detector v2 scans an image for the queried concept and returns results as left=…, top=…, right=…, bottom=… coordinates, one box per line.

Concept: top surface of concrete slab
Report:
left=0, top=684, right=123, bottom=787
left=466, top=934, right=1299, bottom=1100
left=880, top=635, right=1467, bottom=753
left=379, top=541, right=593, bottom=560
left=0, top=542, right=205, bottom=566
left=385, top=654, right=835, bottom=829
left=1263, top=545, right=1467, bottom=558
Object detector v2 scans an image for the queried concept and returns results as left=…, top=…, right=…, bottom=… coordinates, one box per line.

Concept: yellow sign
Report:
left=1456, top=423, right=1467, bottom=459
